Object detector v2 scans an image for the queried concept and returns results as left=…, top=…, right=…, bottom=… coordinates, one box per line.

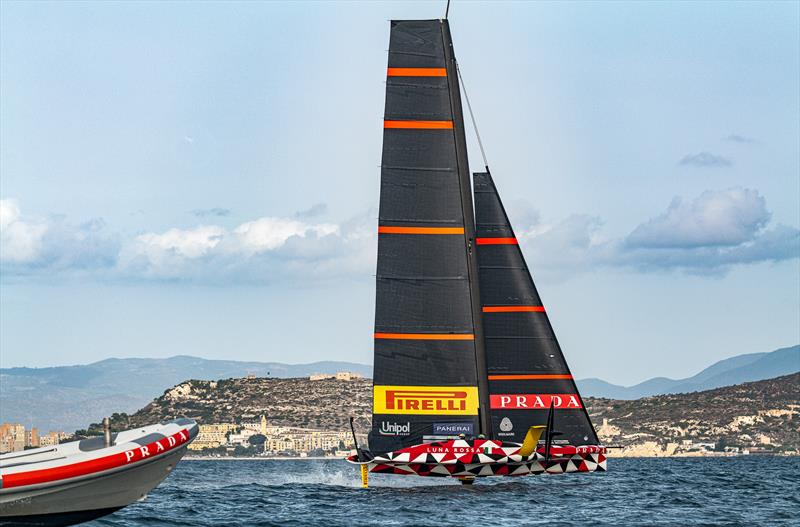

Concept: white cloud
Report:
left=679, top=152, right=732, bottom=168
left=116, top=213, right=367, bottom=283
left=1, top=200, right=120, bottom=273
left=510, top=188, right=797, bottom=278
left=626, top=188, right=771, bottom=249
left=0, top=199, right=49, bottom=263
left=614, top=223, right=799, bottom=274
left=2, top=189, right=797, bottom=284
left=517, top=214, right=605, bottom=274
left=294, top=203, right=328, bottom=219
left=139, top=226, right=225, bottom=258
left=724, top=134, right=756, bottom=144
left=504, top=198, right=541, bottom=230
left=191, top=207, right=231, bottom=218
left=231, top=217, right=338, bottom=254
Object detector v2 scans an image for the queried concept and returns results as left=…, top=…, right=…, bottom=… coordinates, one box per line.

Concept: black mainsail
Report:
left=474, top=171, right=599, bottom=446
left=369, top=19, right=488, bottom=454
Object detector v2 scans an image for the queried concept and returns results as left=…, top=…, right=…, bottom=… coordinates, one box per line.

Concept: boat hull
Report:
left=0, top=447, right=185, bottom=526
left=368, top=451, right=607, bottom=478
left=348, top=438, right=607, bottom=479
left=0, top=506, right=124, bottom=527
left=1, top=419, right=197, bottom=526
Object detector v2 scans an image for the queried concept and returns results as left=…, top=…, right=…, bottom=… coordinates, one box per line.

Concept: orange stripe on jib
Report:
left=387, top=67, right=447, bottom=77
left=488, top=374, right=573, bottom=380
left=378, top=226, right=464, bottom=235
left=374, top=333, right=474, bottom=341
left=482, top=306, right=545, bottom=313
left=384, top=120, right=454, bottom=129
left=476, top=237, right=518, bottom=245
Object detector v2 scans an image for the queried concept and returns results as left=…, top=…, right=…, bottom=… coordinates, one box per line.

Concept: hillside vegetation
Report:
left=112, top=377, right=373, bottom=432
left=587, top=373, right=799, bottom=453
left=97, top=374, right=799, bottom=454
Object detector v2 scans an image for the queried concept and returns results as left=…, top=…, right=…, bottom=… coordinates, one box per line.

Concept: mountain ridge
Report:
left=0, top=356, right=372, bottom=431
left=575, top=345, right=799, bottom=399
left=1, top=345, right=797, bottom=431
left=110, top=373, right=800, bottom=455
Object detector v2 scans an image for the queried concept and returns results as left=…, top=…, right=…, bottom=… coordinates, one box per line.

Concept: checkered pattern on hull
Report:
left=369, top=452, right=606, bottom=478
left=351, top=438, right=607, bottom=478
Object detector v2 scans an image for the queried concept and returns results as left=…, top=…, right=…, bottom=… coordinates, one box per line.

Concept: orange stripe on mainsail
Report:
left=387, top=67, right=447, bottom=77
left=482, top=306, right=545, bottom=313
left=488, top=374, right=573, bottom=380
left=384, top=120, right=454, bottom=129
left=476, top=237, right=518, bottom=245
left=378, top=226, right=464, bottom=235
left=374, top=333, right=474, bottom=340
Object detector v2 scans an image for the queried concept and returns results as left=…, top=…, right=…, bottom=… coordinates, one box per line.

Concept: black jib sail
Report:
left=474, top=171, right=599, bottom=446
left=368, top=19, right=489, bottom=454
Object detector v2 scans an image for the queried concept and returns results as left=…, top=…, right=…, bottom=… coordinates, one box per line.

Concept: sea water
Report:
left=89, top=457, right=798, bottom=526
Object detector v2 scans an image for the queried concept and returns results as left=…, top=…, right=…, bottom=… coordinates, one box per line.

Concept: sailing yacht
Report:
left=346, top=18, right=606, bottom=483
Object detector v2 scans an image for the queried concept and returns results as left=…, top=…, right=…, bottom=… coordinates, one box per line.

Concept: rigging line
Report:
left=456, top=62, right=489, bottom=170
left=445, top=0, right=451, bottom=19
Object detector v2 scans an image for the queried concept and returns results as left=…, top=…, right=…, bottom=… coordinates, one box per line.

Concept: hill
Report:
left=106, top=373, right=799, bottom=455
left=99, top=377, right=373, bottom=434
left=576, top=345, right=799, bottom=399
left=2, top=345, right=797, bottom=432
left=0, top=356, right=371, bottom=431
left=587, top=373, right=799, bottom=454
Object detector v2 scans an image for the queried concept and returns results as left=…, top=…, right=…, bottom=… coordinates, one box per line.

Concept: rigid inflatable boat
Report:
left=0, top=418, right=197, bottom=526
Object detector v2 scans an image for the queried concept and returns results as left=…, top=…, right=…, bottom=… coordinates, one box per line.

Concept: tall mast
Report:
left=440, top=19, right=491, bottom=437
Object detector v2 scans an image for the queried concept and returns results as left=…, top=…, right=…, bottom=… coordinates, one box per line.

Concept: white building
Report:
left=241, top=415, right=268, bottom=435
left=228, top=428, right=259, bottom=446
left=335, top=372, right=362, bottom=381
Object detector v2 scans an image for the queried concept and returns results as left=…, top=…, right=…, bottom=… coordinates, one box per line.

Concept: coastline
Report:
left=184, top=452, right=795, bottom=461
left=185, top=456, right=340, bottom=461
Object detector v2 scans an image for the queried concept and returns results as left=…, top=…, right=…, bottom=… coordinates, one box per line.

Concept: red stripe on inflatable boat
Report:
left=2, top=429, right=191, bottom=489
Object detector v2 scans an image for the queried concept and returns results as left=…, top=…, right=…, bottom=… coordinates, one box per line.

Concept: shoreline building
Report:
left=25, top=427, right=39, bottom=448
left=241, top=415, right=268, bottom=436
left=0, top=423, right=26, bottom=453
left=38, top=431, right=62, bottom=448
left=264, top=429, right=354, bottom=455
left=188, top=423, right=238, bottom=451
left=309, top=371, right=364, bottom=381
left=1, top=424, right=64, bottom=452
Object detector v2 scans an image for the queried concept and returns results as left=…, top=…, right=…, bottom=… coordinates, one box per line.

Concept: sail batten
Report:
left=380, top=166, right=455, bottom=172
left=387, top=67, right=447, bottom=77
left=483, top=306, right=545, bottom=312
left=378, top=226, right=464, bottom=234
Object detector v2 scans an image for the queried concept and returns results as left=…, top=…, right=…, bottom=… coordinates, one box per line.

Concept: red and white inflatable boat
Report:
left=0, top=418, right=197, bottom=526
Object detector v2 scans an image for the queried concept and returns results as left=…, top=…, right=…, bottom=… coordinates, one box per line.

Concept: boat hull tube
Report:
left=0, top=418, right=198, bottom=526
left=347, top=438, right=606, bottom=479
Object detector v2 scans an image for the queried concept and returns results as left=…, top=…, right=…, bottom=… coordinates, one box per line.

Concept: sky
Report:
left=1, top=1, right=798, bottom=385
